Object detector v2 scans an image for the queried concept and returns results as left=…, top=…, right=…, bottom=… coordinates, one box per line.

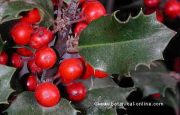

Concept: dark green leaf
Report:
left=79, top=11, right=176, bottom=75
left=0, top=65, right=16, bottom=104
left=78, top=77, right=133, bottom=115
left=0, top=0, right=54, bottom=27
left=6, top=92, right=78, bottom=115
left=131, top=61, right=177, bottom=96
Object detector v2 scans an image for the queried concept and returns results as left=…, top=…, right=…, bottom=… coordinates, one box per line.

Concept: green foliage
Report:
left=6, top=92, right=78, bottom=115
left=0, top=0, right=54, bottom=27
left=79, top=11, right=175, bottom=75
left=0, top=65, right=16, bottom=104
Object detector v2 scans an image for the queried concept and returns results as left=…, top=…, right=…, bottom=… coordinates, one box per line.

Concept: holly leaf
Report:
left=78, top=77, right=134, bottom=115
left=160, top=86, right=180, bottom=115
left=79, top=11, right=176, bottom=75
left=0, top=0, right=54, bottom=27
left=5, top=92, right=78, bottom=115
left=0, top=65, right=16, bottom=104
left=131, top=60, right=177, bottom=96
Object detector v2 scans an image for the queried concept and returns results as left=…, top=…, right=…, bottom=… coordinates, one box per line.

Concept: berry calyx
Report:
left=66, top=82, right=87, bottom=102
left=16, top=47, right=33, bottom=57
left=20, top=8, right=41, bottom=24
left=94, top=69, right=109, bottom=78
left=11, top=22, right=33, bottom=45
left=35, top=82, right=60, bottom=107
left=11, top=53, right=23, bottom=68
left=35, top=47, right=57, bottom=69
left=0, top=51, right=8, bottom=65
left=81, top=63, right=94, bottom=79
left=82, top=1, right=106, bottom=23
left=58, top=58, right=84, bottom=84
left=29, top=27, right=54, bottom=49
left=27, top=59, right=43, bottom=75
left=144, top=0, right=160, bottom=8
left=74, top=22, right=88, bottom=35
left=164, top=0, right=180, bottom=19
left=26, top=75, right=38, bottom=91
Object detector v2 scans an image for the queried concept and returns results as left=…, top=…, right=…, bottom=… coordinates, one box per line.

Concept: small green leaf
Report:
left=79, top=77, right=133, bottom=115
left=79, top=11, right=176, bottom=75
left=0, top=0, right=54, bottom=27
left=6, top=92, right=78, bottom=115
left=0, top=65, right=16, bottom=104
left=131, top=61, right=177, bottom=96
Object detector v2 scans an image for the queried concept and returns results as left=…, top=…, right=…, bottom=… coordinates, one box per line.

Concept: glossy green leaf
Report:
left=79, top=11, right=176, bottom=75
left=0, top=65, right=16, bottom=104
left=6, top=92, right=78, bottom=115
left=131, top=60, right=177, bottom=96
left=79, top=77, right=134, bottom=115
left=0, top=0, right=54, bottom=27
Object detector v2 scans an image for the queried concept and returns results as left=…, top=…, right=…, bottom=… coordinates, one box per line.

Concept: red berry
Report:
left=51, top=0, right=59, bottom=6
left=66, top=82, right=87, bottom=102
left=0, top=51, right=8, bottom=65
left=156, top=10, right=164, bottom=22
left=79, top=0, right=85, bottom=4
left=11, top=23, right=33, bottom=45
left=35, top=82, right=60, bottom=107
left=29, top=27, right=54, bottom=49
left=74, top=22, right=88, bottom=35
left=81, top=63, right=94, bottom=79
left=150, top=93, right=161, bottom=99
left=174, top=57, right=180, bottom=72
left=16, top=47, right=33, bottom=57
left=82, top=1, right=106, bottom=23
left=164, top=0, right=180, bottom=19
left=58, top=58, right=84, bottom=84
left=27, top=59, right=43, bottom=75
left=20, top=8, right=41, bottom=24
left=26, top=75, right=38, bottom=91
left=11, top=53, right=23, bottom=68
left=94, top=69, right=109, bottom=78
left=35, top=47, right=57, bottom=69
left=144, top=0, right=160, bottom=8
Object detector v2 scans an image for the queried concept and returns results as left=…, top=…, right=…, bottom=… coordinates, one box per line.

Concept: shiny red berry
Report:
left=144, top=0, right=160, bottom=8
left=16, top=47, right=33, bottom=57
left=26, top=75, right=38, bottom=91
left=74, top=22, right=88, bottom=35
left=66, top=82, right=87, bottom=102
left=29, top=27, right=54, bottom=49
left=164, top=0, right=180, bottom=19
left=58, top=58, right=84, bottom=84
left=81, top=63, right=94, bottom=79
left=11, top=23, right=33, bottom=45
left=94, top=69, right=109, bottom=78
left=35, top=47, right=57, bottom=69
left=20, top=8, right=41, bottom=24
left=27, top=59, right=43, bottom=75
left=79, top=0, right=85, bottom=4
left=51, top=0, right=59, bottom=6
left=82, top=1, right=106, bottom=23
left=11, top=53, right=23, bottom=68
left=0, top=51, right=8, bottom=65
left=150, top=93, right=161, bottom=99
left=156, top=10, right=164, bottom=22
left=35, top=82, right=60, bottom=107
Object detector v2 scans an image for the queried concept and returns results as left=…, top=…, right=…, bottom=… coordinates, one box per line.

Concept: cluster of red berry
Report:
left=144, top=0, right=180, bottom=22
left=74, top=0, right=107, bottom=35
left=0, top=0, right=108, bottom=107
